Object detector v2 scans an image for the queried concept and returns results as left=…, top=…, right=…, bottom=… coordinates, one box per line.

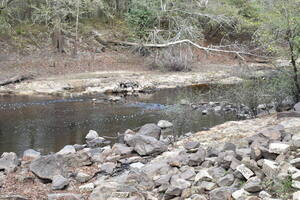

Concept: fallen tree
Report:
left=0, top=74, right=33, bottom=86
left=93, top=32, right=269, bottom=61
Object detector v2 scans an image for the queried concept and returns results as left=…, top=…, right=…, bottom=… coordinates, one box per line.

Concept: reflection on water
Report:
left=0, top=86, right=236, bottom=155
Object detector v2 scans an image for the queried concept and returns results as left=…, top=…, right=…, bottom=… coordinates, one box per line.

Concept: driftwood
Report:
left=93, top=32, right=269, bottom=60
left=0, top=74, right=33, bottom=86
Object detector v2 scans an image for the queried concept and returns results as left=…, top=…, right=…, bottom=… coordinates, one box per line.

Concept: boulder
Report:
left=0, top=152, right=19, bottom=173
left=87, top=137, right=108, bottom=148
left=244, top=177, right=262, bottom=193
left=86, top=130, right=99, bottom=141
left=292, top=134, right=300, bottom=148
left=157, top=120, right=173, bottom=129
left=197, top=181, right=217, bottom=191
left=294, top=102, right=300, bottom=112
left=75, top=172, right=93, bottom=183
left=292, top=180, right=300, bottom=189
left=100, top=162, right=117, bottom=174
left=217, top=174, right=235, bottom=187
left=56, top=145, right=76, bottom=155
left=52, top=175, right=69, bottom=190
left=137, top=123, right=161, bottom=140
left=209, top=187, right=237, bottom=200
left=130, top=162, right=145, bottom=170
left=0, top=172, right=5, bottom=186
left=217, top=151, right=236, bottom=169
left=179, top=167, right=196, bottom=180
left=232, top=189, right=250, bottom=200
left=195, top=169, right=213, bottom=182
left=124, top=134, right=167, bottom=156
left=48, top=193, right=82, bottom=200
left=29, top=155, right=65, bottom=180
left=190, top=194, right=208, bottom=200
left=184, top=141, right=200, bottom=150
left=291, top=158, right=300, bottom=169
left=111, top=143, right=133, bottom=155
left=188, top=147, right=206, bottom=166
left=165, top=178, right=191, bottom=196
left=22, top=149, right=41, bottom=161
left=262, top=159, right=279, bottom=178
left=208, top=167, right=227, bottom=180
left=269, top=143, right=290, bottom=154
left=236, top=164, right=254, bottom=180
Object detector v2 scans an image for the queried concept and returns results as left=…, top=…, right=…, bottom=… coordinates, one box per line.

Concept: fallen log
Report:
left=93, top=32, right=269, bottom=60
left=0, top=74, right=33, bottom=86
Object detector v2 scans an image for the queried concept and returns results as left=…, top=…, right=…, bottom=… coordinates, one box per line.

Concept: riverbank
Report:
left=1, top=106, right=300, bottom=199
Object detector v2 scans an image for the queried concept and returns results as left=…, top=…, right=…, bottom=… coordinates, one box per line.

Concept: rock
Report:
left=137, top=123, right=161, bottom=140
left=217, top=150, right=236, bottom=169
left=86, top=130, right=99, bottom=141
left=244, top=177, right=262, bottom=193
left=112, top=143, right=133, bottom=155
left=236, top=164, right=254, bottom=180
left=157, top=120, right=173, bottom=129
left=0, top=152, right=19, bottom=173
left=56, top=145, right=76, bottom=155
left=73, top=144, right=86, bottom=151
left=195, top=169, right=213, bottom=182
left=290, top=158, right=300, bottom=169
left=30, top=155, right=65, bottom=180
left=259, top=126, right=283, bottom=141
left=165, top=178, right=191, bottom=196
left=57, top=150, right=92, bottom=168
left=52, top=175, right=69, bottom=190
left=153, top=174, right=171, bottom=187
left=22, top=149, right=41, bottom=161
left=222, top=143, right=236, bottom=152
left=236, top=148, right=251, bottom=160
left=294, top=102, right=300, bottom=112
left=259, top=191, right=271, bottom=199
left=209, top=187, right=236, bottom=200
left=130, top=162, right=145, bottom=169
left=180, top=167, right=196, bottom=180
left=269, top=143, right=290, bottom=154
left=184, top=141, right=200, bottom=150
left=208, top=167, right=227, bottom=180
left=79, top=183, right=95, bottom=192
left=197, top=181, right=217, bottom=191
left=75, top=172, right=92, bottom=183
left=262, top=159, right=279, bottom=178
left=251, top=146, right=262, bottom=161
left=190, top=194, right=208, bottom=200
left=0, top=172, right=5, bottom=186
left=217, top=174, right=235, bottom=187
left=188, top=147, right=206, bottom=166
left=292, top=171, right=300, bottom=181
left=124, top=134, right=167, bottom=156
left=87, top=137, right=108, bottom=148
left=292, top=135, right=300, bottom=148
left=232, top=189, right=250, bottom=200
left=0, top=195, right=28, bottom=200
left=293, top=191, right=300, bottom=200
left=100, top=162, right=117, bottom=174
left=292, top=180, right=300, bottom=189
left=47, top=193, right=83, bottom=200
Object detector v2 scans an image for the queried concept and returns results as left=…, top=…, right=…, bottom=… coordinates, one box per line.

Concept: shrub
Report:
left=148, top=46, right=194, bottom=72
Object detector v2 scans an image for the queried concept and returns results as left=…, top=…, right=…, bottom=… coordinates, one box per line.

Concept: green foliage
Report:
left=125, top=5, right=156, bottom=39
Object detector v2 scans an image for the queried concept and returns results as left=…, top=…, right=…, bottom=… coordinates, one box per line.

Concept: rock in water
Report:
left=29, top=155, right=65, bottom=180
left=0, top=152, right=19, bottom=173
left=124, top=134, right=167, bottom=156
left=137, top=123, right=161, bottom=140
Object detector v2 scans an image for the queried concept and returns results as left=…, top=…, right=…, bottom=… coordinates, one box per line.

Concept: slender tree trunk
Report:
left=289, top=40, right=300, bottom=102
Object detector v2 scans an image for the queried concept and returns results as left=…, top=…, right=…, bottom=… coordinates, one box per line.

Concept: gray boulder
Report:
left=29, top=155, right=65, bottom=180
left=165, top=178, right=191, bottom=196
left=75, top=172, right=93, bottom=183
left=188, top=147, right=206, bottom=166
left=56, top=145, right=76, bottom=155
left=244, top=176, right=262, bottom=193
left=184, top=141, right=200, bottom=150
left=294, top=102, right=300, bottom=112
left=52, top=175, right=69, bottom=190
left=22, top=149, right=41, bottom=161
left=124, top=134, right=167, bottom=156
left=0, top=152, right=19, bottom=173
left=209, top=187, right=237, bottom=200
left=112, top=143, right=133, bottom=155
left=137, top=123, right=161, bottom=140
left=217, top=174, right=235, bottom=187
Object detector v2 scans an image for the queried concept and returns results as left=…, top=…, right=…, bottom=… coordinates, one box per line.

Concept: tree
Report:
left=258, top=0, right=300, bottom=101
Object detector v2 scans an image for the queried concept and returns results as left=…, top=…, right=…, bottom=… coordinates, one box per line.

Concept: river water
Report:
left=0, top=86, right=236, bottom=155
